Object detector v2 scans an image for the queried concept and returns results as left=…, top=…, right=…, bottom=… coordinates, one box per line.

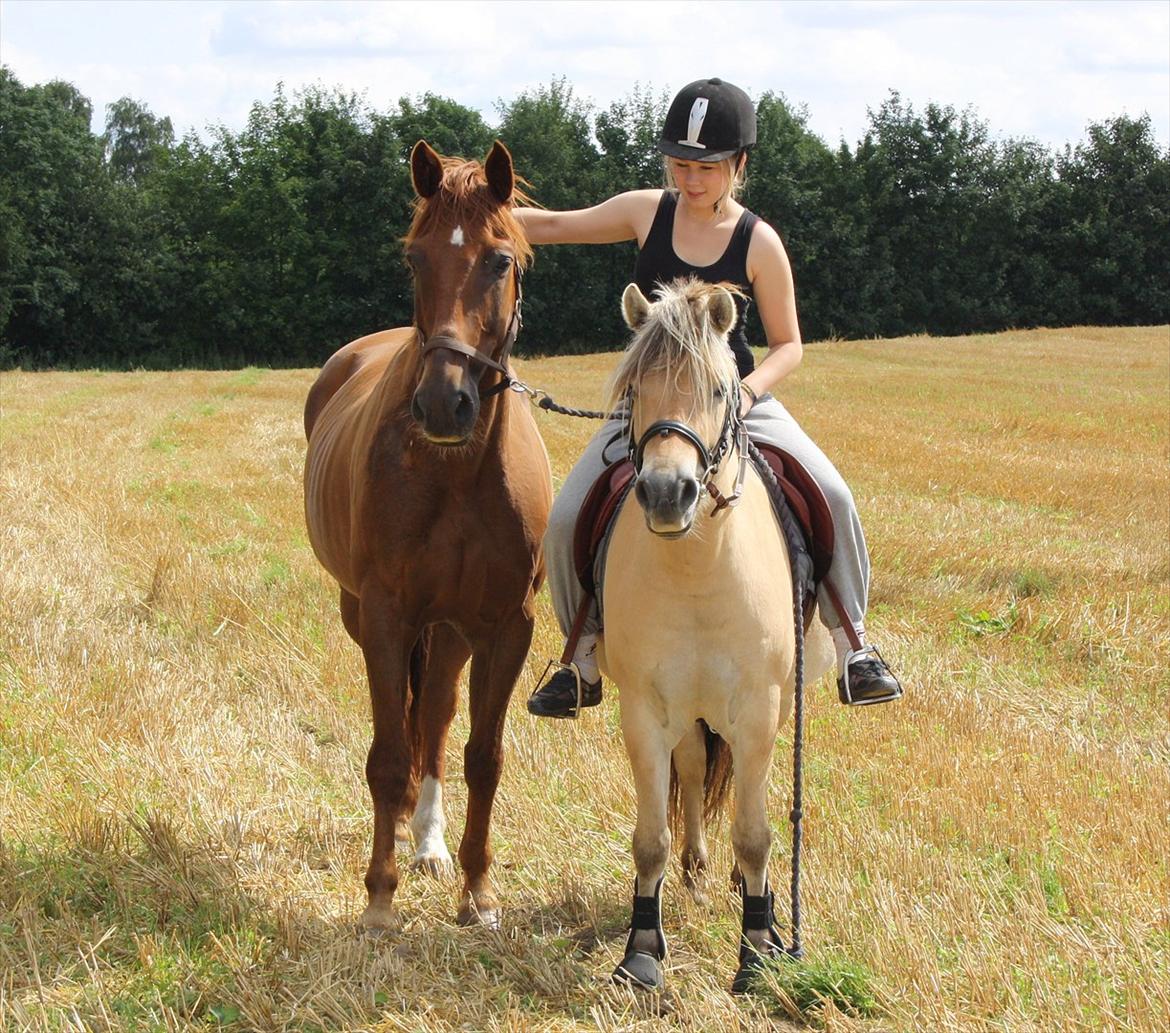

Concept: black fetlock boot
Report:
left=731, top=880, right=789, bottom=994
left=612, top=876, right=666, bottom=991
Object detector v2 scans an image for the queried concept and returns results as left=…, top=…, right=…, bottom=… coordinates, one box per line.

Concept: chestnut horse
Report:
left=303, top=141, right=551, bottom=930
left=599, top=280, right=832, bottom=992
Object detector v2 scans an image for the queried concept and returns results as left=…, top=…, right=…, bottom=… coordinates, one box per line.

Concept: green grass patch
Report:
left=956, top=602, right=1019, bottom=637
left=749, top=951, right=881, bottom=1022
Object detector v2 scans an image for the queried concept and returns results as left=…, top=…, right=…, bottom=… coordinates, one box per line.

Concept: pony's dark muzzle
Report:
left=412, top=345, right=480, bottom=443
left=635, top=470, right=700, bottom=535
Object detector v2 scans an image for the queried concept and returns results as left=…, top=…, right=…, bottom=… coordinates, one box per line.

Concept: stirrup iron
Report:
left=531, top=658, right=587, bottom=720
left=838, top=644, right=902, bottom=706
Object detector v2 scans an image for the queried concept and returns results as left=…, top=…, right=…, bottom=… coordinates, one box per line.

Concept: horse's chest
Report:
left=367, top=478, right=533, bottom=618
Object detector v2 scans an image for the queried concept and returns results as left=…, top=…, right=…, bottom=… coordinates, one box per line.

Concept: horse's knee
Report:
left=732, top=821, right=771, bottom=878
left=366, top=746, right=410, bottom=802
left=633, top=823, right=671, bottom=878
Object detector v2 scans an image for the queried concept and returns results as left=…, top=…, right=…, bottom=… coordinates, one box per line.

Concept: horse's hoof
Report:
left=612, top=950, right=665, bottom=992
left=457, top=902, right=501, bottom=929
left=409, top=851, right=455, bottom=877
left=358, top=903, right=398, bottom=935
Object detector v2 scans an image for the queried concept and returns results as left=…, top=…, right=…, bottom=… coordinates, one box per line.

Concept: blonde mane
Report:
left=404, top=156, right=534, bottom=267
left=606, top=278, right=743, bottom=412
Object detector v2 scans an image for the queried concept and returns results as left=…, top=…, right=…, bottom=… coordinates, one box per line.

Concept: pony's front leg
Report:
left=613, top=699, right=673, bottom=991
left=357, top=581, right=415, bottom=932
left=673, top=721, right=710, bottom=903
left=456, top=605, right=534, bottom=928
left=727, top=717, right=786, bottom=992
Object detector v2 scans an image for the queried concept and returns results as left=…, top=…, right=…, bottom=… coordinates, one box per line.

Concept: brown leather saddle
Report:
left=572, top=442, right=836, bottom=602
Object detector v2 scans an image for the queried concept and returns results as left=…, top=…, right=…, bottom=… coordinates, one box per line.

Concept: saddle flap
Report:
left=752, top=442, right=836, bottom=584
left=573, top=459, right=635, bottom=596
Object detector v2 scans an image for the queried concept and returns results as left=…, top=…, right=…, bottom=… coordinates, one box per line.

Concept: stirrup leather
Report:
left=530, top=658, right=587, bottom=720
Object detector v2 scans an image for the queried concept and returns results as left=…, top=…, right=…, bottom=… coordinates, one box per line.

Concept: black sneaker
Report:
left=527, top=664, right=602, bottom=719
left=837, top=647, right=902, bottom=705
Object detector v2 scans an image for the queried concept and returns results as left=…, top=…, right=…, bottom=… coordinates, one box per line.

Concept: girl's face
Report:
left=669, top=157, right=730, bottom=211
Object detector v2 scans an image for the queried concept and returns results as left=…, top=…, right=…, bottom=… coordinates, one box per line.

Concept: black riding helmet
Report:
left=658, top=78, right=757, bottom=162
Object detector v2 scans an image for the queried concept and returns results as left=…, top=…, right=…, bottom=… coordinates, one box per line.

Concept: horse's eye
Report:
left=489, top=253, right=513, bottom=277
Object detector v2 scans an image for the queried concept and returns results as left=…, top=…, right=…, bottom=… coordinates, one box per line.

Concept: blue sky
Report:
left=2, top=0, right=1167, bottom=150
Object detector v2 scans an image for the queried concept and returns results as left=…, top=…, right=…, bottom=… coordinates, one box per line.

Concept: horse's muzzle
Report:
left=412, top=347, right=481, bottom=443
left=635, top=470, right=700, bottom=536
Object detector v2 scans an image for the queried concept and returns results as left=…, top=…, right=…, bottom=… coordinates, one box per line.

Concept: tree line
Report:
left=1, top=68, right=1166, bottom=369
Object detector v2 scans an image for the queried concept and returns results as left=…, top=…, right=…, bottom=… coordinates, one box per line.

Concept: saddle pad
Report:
left=573, top=459, right=635, bottom=596
left=752, top=443, right=836, bottom=584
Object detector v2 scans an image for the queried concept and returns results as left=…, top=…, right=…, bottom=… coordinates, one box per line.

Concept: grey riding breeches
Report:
left=544, top=394, right=871, bottom=645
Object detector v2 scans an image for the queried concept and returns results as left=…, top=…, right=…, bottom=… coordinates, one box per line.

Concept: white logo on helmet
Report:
left=679, top=97, right=709, bottom=149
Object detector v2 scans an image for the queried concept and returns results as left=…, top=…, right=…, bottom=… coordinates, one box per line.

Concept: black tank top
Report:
left=633, top=191, right=759, bottom=379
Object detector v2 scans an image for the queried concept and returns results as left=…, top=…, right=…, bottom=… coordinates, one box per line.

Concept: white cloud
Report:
left=0, top=0, right=1165, bottom=148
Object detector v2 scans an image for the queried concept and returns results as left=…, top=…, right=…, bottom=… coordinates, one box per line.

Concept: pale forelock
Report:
left=606, top=278, right=741, bottom=412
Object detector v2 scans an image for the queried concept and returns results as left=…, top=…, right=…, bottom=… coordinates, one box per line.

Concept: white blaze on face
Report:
left=450, top=225, right=465, bottom=247
left=411, top=775, right=452, bottom=867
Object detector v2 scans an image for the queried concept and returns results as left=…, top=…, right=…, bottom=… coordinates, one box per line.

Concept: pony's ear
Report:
left=484, top=140, right=514, bottom=204
left=622, top=283, right=651, bottom=330
left=411, top=140, right=443, bottom=199
left=708, top=287, right=736, bottom=335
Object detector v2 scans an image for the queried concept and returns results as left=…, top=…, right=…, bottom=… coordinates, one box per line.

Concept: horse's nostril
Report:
left=454, top=391, right=475, bottom=425
left=411, top=392, right=426, bottom=424
left=678, top=477, right=700, bottom=512
left=634, top=477, right=651, bottom=511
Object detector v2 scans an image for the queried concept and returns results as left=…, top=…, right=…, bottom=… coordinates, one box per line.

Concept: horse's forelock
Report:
left=606, top=279, right=740, bottom=413
left=405, top=156, right=534, bottom=266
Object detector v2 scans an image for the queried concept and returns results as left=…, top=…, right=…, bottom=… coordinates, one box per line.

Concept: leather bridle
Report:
left=629, top=387, right=751, bottom=513
left=415, top=264, right=524, bottom=401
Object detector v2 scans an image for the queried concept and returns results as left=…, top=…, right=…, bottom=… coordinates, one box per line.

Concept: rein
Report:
left=416, top=266, right=523, bottom=400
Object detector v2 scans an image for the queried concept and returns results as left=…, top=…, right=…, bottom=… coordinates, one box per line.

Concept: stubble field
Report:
left=1, top=325, right=1167, bottom=1032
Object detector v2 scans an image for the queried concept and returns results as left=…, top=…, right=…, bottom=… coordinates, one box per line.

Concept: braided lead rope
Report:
left=746, top=440, right=807, bottom=960
left=502, top=378, right=619, bottom=421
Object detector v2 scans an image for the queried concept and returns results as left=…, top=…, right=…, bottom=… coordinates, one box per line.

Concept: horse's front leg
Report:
left=409, top=623, right=471, bottom=876
left=613, top=698, right=673, bottom=991
left=356, top=580, right=415, bottom=931
left=726, top=708, right=786, bottom=992
left=456, top=604, right=534, bottom=927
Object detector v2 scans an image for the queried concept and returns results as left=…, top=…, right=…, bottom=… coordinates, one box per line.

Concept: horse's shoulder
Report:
left=305, top=327, right=416, bottom=440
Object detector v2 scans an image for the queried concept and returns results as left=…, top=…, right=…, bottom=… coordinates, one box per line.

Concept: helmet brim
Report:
left=657, top=139, right=739, bottom=162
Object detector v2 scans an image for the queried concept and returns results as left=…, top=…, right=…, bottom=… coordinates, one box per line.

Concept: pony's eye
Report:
left=488, top=252, right=513, bottom=277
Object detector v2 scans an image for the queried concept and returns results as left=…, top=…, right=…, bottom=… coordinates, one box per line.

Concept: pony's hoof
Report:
left=457, top=902, right=501, bottom=929
left=409, top=850, right=454, bottom=877
left=612, top=950, right=665, bottom=992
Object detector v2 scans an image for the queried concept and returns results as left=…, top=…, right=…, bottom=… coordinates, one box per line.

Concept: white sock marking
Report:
left=411, top=775, right=451, bottom=864
left=450, top=225, right=464, bottom=246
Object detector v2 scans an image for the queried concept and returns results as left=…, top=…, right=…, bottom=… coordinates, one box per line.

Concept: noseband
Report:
left=415, top=265, right=524, bottom=401
left=629, top=389, right=750, bottom=513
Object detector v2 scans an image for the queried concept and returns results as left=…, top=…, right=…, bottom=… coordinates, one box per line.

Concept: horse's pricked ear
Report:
left=622, top=283, right=651, bottom=330
left=411, top=140, right=443, bottom=199
left=708, top=287, right=736, bottom=336
left=485, top=141, right=514, bottom=204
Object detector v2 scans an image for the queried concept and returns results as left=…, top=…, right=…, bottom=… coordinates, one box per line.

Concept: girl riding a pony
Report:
left=518, top=77, right=902, bottom=718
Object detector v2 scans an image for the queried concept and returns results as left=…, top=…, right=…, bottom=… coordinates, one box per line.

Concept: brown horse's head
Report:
left=405, top=140, right=533, bottom=445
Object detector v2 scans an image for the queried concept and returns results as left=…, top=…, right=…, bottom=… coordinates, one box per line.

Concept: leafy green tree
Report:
left=497, top=78, right=618, bottom=353
left=1056, top=114, right=1169, bottom=324
left=0, top=69, right=111, bottom=365
left=386, top=93, right=494, bottom=162
left=102, top=97, right=174, bottom=184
